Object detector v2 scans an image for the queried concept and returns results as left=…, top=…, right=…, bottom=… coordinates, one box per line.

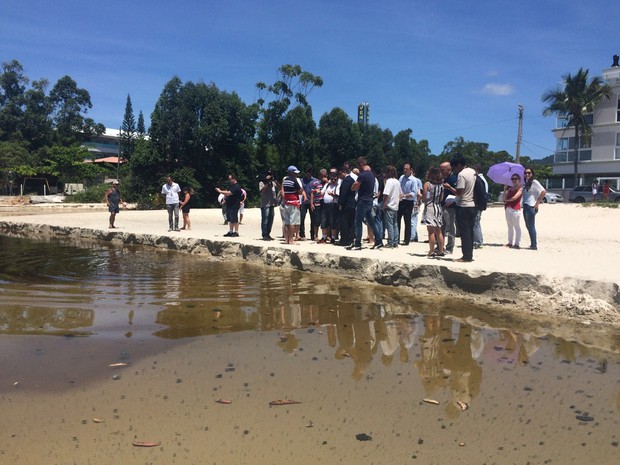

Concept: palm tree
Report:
left=542, top=68, right=612, bottom=185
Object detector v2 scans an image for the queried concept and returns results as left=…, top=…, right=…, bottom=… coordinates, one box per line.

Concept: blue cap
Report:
left=287, top=165, right=300, bottom=173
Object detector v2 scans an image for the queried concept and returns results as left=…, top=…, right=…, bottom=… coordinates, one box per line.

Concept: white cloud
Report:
left=479, top=83, right=515, bottom=96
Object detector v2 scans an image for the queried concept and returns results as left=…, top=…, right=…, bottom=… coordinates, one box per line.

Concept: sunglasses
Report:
left=511, top=177, right=519, bottom=181
left=525, top=171, right=532, bottom=175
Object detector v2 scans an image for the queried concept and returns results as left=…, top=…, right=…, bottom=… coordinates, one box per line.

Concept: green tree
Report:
left=120, top=94, right=136, bottom=160
left=281, top=105, right=318, bottom=169
left=44, top=146, right=103, bottom=182
left=0, top=60, right=29, bottom=143
left=390, top=129, right=432, bottom=176
left=137, top=110, right=146, bottom=137
left=256, top=64, right=323, bottom=171
left=542, top=68, right=612, bottom=185
left=148, top=77, right=257, bottom=202
left=359, top=124, right=390, bottom=169
left=49, top=75, right=104, bottom=145
left=318, top=108, right=360, bottom=168
left=21, top=78, right=53, bottom=150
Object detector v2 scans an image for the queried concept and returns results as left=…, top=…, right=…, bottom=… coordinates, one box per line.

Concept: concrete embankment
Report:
left=1, top=204, right=619, bottom=330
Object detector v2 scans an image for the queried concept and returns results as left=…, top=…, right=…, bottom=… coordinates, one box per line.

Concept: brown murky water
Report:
left=0, top=236, right=619, bottom=464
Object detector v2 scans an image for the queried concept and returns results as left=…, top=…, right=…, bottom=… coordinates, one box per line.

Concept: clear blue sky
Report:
left=2, top=0, right=619, bottom=159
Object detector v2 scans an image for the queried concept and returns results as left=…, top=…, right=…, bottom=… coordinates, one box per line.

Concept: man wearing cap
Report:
left=161, top=175, right=181, bottom=231
left=281, top=166, right=304, bottom=244
left=105, top=180, right=125, bottom=229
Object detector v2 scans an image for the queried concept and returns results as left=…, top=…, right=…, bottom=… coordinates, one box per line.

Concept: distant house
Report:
left=551, top=57, right=620, bottom=189
left=82, top=128, right=120, bottom=160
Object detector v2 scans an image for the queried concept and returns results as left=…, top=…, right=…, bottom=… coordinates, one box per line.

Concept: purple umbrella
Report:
left=486, top=162, right=525, bottom=186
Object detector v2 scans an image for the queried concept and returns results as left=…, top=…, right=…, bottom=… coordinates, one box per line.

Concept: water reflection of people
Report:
left=378, top=318, right=399, bottom=366
left=163, top=266, right=182, bottom=306
left=485, top=330, right=540, bottom=366
left=349, top=312, right=376, bottom=380
left=415, top=315, right=447, bottom=394
left=398, top=316, right=419, bottom=363
left=442, top=322, right=483, bottom=418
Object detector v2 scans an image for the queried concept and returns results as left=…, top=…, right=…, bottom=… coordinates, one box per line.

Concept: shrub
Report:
left=64, top=183, right=109, bottom=203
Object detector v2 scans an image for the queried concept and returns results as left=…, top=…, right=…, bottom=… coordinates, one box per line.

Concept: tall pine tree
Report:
left=120, top=94, right=136, bottom=159
left=137, top=110, right=146, bottom=137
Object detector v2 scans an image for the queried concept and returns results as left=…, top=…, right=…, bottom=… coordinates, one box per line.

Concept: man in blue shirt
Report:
left=397, top=163, right=417, bottom=245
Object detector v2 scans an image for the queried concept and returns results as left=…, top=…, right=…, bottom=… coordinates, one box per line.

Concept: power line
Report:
left=415, top=117, right=517, bottom=138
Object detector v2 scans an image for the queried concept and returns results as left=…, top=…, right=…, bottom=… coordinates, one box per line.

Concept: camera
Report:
left=257, top=169, right=274, bottom=184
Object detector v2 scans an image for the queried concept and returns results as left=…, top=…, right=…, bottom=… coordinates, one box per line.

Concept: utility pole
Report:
left=515, top=105, right=524, bottom=163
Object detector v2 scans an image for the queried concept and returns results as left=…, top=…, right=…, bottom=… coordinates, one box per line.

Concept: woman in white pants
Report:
left=503, top=174, right=523, bottom=249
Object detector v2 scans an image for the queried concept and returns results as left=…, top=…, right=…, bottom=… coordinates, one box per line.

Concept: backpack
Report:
left=473, top=175, right=488, bottom=211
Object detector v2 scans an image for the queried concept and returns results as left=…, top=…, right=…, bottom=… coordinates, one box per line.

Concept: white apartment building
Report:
left=551, top=57, right=620, bottom=189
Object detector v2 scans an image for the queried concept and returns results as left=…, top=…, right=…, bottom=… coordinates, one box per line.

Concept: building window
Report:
left=554, top=138, right=568, bottom=162
left=556, top=113, right=593, bottom=128
left=616, top=133, right=620, bottom=160
left=617, top=98, right=620, bottom=123
left=554, top=136, right=592, bottom=163
left=556, top=116, right=569, bottom=129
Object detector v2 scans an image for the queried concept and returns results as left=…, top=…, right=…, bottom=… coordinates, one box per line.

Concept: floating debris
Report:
left=356, top=433, right=372, bottom=441
left=306, top=421, right=314, bottom=428
left=109, top=363, right=129, bottom=368
left=269, top=399, right=301, bottom=406
left=456, top=401, right=469, bottom=411
left=216, top=399, right=232, bottom=404
left=132, top=441, right=161, bottom=447
left=93, top=417, right=104, bottom=423
left=423, top=398, right=440, bottom=405
left=112, top=375, right=121, bottom=380
left=576, top=414, right=594, bottom=422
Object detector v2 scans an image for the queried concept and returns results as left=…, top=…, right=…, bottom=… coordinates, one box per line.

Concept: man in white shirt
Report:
left=450, top=155, right=477, bottom=262
left=161, top=175, right=181, bottom=232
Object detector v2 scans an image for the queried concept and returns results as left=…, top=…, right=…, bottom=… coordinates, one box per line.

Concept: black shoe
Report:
left=231, top=232, right=239, bottom=237
left=412, top=237, right=418, bottom=242
left=371, top=243, right=383, bottom=250
left=400, top=242, right=409, bottom=246
left=223, top=231, right=233, bottom=237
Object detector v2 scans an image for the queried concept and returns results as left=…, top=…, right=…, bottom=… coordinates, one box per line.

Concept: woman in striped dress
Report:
left=421, top=166, right=445, bottom=257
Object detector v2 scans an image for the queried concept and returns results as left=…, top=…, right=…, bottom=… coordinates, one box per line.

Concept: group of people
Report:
left=110, top=160, right=546, bottom=260
left=161, top=175, right=193, bottom=232
left=274, top=159, right=425, bottom=249
left=592, top=180, right=612, bottom=201
left=502, top=168, right=546, bottom=250
left=261, top=154, right=491, bottom=263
